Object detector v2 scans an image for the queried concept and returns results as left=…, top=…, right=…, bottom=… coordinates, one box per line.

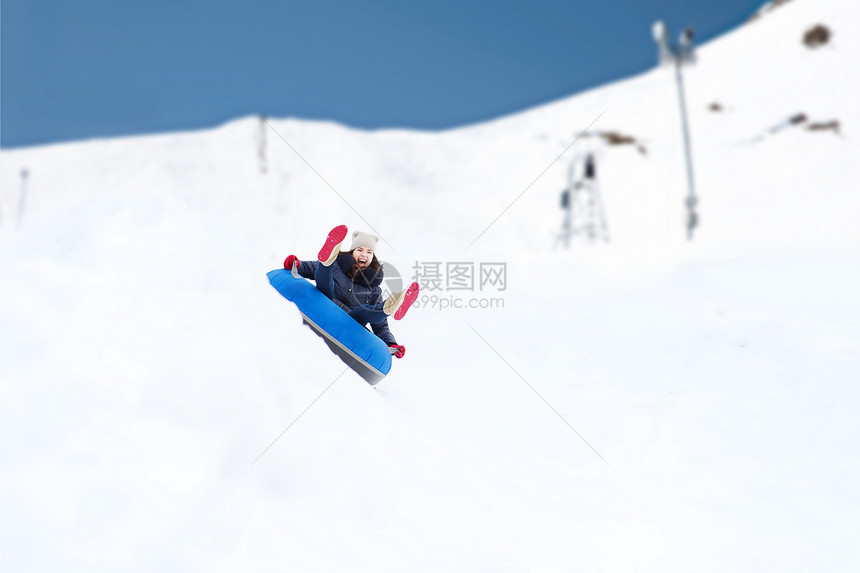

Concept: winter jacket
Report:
left=298, top=253, right=397, bottom=346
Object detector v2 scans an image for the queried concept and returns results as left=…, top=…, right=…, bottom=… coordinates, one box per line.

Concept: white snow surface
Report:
left=2, top=0, right=859, bottom=570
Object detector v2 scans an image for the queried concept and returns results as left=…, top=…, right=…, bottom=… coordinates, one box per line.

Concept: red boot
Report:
left=318, top=225, right=348, bottom=266
left=384, top=282, right=420, bottom=320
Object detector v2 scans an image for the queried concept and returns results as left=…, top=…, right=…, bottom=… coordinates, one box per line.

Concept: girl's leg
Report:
left=348, top=303, right=388, bottom=325
left=348, top=282, right=421, bottom=324
left=314, top=263, right=337, bottom=299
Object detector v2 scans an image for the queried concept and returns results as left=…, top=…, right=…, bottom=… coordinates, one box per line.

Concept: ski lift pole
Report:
left=18, top=169, right=30, bottom=228
left=673, top=56, right=698, bottom=240
left=654, top=21, right=699, bottom=240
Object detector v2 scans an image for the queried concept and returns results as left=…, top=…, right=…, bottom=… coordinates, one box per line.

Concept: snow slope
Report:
left=2, top=0, right=859, bottom=570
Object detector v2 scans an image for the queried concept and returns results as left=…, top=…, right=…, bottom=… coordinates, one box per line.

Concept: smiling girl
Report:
left=283, top=225, right=419, bottom=359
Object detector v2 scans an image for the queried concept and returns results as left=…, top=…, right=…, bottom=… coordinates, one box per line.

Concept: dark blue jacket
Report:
left=298, top=253, right=397, bottom=346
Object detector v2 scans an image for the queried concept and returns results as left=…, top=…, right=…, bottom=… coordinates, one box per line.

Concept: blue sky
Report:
left=1, top=0, right=764, bottom=148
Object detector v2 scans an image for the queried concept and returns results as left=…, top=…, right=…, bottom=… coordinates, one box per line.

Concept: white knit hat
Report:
left=350, top=231, right=379, bottom=252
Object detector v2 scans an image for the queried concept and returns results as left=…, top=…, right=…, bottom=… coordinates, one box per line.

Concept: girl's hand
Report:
left=284, top=255, right=300, bottom=270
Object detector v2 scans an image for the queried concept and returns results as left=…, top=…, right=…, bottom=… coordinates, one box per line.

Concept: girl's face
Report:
left=353, top=247, right=373, bottom=268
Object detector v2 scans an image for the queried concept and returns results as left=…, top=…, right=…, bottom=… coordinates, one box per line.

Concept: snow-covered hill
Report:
left=2, top=0, right=859, bottom=571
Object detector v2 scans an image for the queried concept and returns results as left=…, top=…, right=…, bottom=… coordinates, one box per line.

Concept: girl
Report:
left=283, top=225, right=419, bottom=359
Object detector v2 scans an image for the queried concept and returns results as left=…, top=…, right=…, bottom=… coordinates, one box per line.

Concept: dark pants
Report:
left=315, top=263, right=389, bottom=324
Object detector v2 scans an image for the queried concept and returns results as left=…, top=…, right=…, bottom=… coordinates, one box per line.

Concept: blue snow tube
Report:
left=267, top=269, right=392, bottom=381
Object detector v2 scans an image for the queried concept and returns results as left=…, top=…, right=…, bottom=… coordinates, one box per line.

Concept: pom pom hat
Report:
left=350, top=231, right=379, bottom=252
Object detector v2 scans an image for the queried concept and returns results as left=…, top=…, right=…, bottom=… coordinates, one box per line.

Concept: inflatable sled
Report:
left=267, top=268, right=393, bottom=385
